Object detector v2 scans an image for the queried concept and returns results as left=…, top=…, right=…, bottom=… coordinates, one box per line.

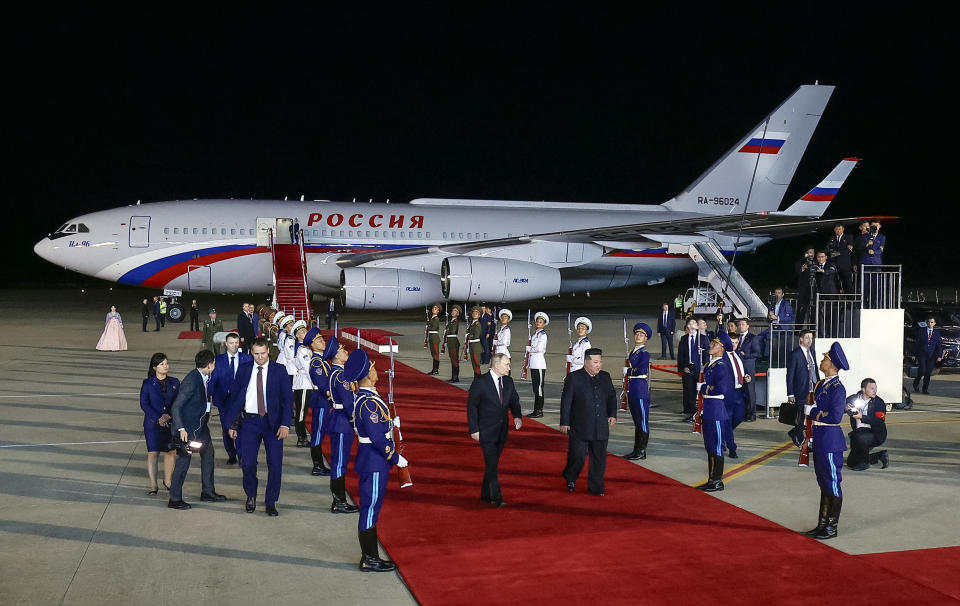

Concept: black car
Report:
left=903, top=304, right=960, bottom=368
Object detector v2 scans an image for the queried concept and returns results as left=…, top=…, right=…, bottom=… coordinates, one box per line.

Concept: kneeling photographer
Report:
left=845, top=378, right=889, bottom=471
left=169, top=349, right=226, bottom=509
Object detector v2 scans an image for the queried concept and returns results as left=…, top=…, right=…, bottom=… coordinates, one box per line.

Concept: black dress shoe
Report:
left=566, top=482, right=576, bottom=493
left=245, top=497, right=256, bottom=513
left=331, top=499, right=360, bottom=514
left=728, top=449, right=738, bottom=459
left=922, top=390, right=929, bottom=394
left=311, top=464, right=330, bottom=476
left=265, top=505, right=279, bottom=516
left=587, top=490, right=605, bottom=496
left=493, top=500, right=507, bottom=508
left=704, top=480, right=724, bottom=492
left=225, top=457, right=237, bottom=465
left=167, top=500, right=191, bottom=510
left=526, top=410, right=543, bottom=418
left=879, top=451, right=889, bottom=469
left=682, top=416, right=694, bottom=423
left=201, top=492, right=227, bottom=502
left=359, top=555, right=397, bottom=572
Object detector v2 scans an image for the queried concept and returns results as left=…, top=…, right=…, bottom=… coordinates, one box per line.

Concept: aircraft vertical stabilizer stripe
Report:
left=663, top=84, right=834, bottom=216
left=781, top=157, right=859, bottom=217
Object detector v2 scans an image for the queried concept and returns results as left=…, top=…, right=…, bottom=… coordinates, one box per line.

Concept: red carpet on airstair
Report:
left=341, top=350, right=959, bottom=605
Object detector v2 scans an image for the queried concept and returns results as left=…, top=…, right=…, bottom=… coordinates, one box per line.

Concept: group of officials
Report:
left=138, top=310, right=406, bottom=572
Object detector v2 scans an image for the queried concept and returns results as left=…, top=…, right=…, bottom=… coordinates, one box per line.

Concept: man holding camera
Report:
left=169, top=349, right=225, bottom=510
left=845, top=378, right=889, bottom=471
left=827, top=223, right=855, bottom=293
left=857, top=221, right=886, bottom=305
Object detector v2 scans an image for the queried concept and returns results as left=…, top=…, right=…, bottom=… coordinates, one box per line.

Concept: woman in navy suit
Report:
left=140, top=352, right=179, bottom=495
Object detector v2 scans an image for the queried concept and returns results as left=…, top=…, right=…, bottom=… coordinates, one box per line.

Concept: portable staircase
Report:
left=270, top=228, right=311, bottom=323
left=688, top=241, right=768, bottom=319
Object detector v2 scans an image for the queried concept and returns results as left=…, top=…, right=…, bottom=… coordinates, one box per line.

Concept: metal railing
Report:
left=766, top=324, right=816, bottom=369
left=860, top=264, right=902, bottom=310
left=814, top=293, right=862, bottom=339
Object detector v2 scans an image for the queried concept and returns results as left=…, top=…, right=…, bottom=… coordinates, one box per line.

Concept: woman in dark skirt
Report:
left=139, top=353, right=179, bottom=494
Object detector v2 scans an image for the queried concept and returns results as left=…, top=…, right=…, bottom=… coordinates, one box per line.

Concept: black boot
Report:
left=805, top=492, right=830, bottom=536
left=331, top=476, right=359, bottom=513
left=637, top=429, right=649, bottom=460
left=869, top=449, right=889, bottom=469
left=705, top=456, right=724, bottom=492
left=430, top=359, right=440, bottom=375
left=358, top=526, right=396, bottom=572
left=815, top=496, right=841, bottom=539
left=696, top=455, right=714, bottom=490
left=447, top=367, right=460, bottom=383
left=295, top=420, right=308, bottom=447
left=310, top=447, right=330, bottom=476
left=625, top=427, right=642, bottom=460
left=527, top=396, right=544, bottom=418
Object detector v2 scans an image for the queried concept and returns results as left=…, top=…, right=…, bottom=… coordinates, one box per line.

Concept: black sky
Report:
left=6, top=6, right=956, bottom=287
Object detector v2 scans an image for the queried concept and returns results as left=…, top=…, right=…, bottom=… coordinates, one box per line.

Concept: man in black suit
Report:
left=827, top=223, right=855, bottom=293
left=236, top=303, right=256, bottom=354
left=560, top=348, right=618, bottom=495
left=467, top=353, right=522, bottom=507
left=677, top=318, right=708, bottom=422
left=169, top=349, right=226, bottom=509
left=785, top=330, right=818, bottom=446
left=736, top=319, right=760, bottom=421
left=845, top=378, right=889, bottom=471
left=914, top=315, right=943, bottom=394
left=656, top=303, right=676, bottom=359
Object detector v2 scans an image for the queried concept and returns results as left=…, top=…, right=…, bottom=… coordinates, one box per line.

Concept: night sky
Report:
left=7, top=6, right=955, bottom=289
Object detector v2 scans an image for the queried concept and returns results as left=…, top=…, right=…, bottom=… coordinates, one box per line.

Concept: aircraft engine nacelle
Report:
left=441, top=256, right=561, bottom=302
left=340, top=268, right=443, bottom=310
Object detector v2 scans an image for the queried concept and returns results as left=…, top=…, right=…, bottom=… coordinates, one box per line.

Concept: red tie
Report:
left=731, top=354, right=743, bottom=385
left=928, top=330, right=932, bottom=341
left=256, top=366, right=266, bottom=416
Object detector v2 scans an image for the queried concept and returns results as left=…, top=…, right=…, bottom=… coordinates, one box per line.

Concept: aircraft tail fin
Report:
left=781, top=157, right=859, bottom=217
left=663, top=84, right=835, bottom=215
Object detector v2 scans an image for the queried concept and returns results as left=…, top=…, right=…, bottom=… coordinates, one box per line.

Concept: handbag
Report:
left=778, top=400, right=804, bottom=426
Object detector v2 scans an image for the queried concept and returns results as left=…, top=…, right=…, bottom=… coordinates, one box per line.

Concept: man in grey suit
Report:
left=168, top=349, right=226, bottom=509
left=467, top=353, right=522, bottom=507
left=560, top=348, right=618, bottom=496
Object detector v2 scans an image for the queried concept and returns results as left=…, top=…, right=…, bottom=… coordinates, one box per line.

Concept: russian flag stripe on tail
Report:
left=738, top=132, right=790, bottom=154
left=782, top=158, right=859, bottom=217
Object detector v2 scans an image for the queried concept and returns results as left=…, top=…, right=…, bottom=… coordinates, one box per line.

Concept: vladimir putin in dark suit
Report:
left=467, top=353, right=522, bottom=507
left=169, top=349, right=226, bottom=509
left=560, top=348, right=618, bottom=495
left=226, top=337, right=293, bottom=516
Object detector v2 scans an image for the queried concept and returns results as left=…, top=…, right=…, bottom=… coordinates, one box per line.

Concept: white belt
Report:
left=357, top=431, right=393, bottom=444
left=703, top=394, right=725, bottom=399
left=812, top=421, right=841, bottom=427
left=332, top=404, right=343, bottom=410
left=428, top=330, right=439, bottom=333
left=629, top=375, right=648, bottom=380
left=468, top=339, right=481, bottom=343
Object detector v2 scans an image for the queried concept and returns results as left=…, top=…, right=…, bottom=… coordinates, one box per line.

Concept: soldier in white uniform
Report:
left=567, top=317, right=593, bottom=373
left=292, top=322, right=316, bottom=447
left=274, top=314, right=292, bottom=367
left=494, top=309, right=513, bottom=358
left=525, top=312, right=549, bottom=418
left=284, top=320, right=305, bottom=383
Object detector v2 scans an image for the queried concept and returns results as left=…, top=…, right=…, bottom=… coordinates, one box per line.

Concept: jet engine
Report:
left=340, top=267, right=442, bottom=310
left=441, top=256, right=561, bottom=302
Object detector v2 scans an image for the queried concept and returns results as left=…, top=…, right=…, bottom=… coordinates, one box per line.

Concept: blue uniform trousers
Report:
left=702, top=419, right=726, bottom=456
left=329, top=431, right=355, bottom=479
left=215, top=405, right=237, bottom=461
left=238, top=415, right=284, bottom=506
left=358, top=470, right=388, bottom=531
left=310, top=397, right=330, bottom=448
left=813, top=449, right=844, bottom=498
left=627, top=390, right=649, bottom=433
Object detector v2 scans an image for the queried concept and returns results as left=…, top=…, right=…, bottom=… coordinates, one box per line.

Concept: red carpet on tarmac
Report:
left=338, top=350, right=959, bottom=605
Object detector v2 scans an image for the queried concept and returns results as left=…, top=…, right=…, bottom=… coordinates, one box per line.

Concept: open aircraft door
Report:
left=187, top=265, right=212, bottom=291
left=256, top=218, right=275, bottom=247
left=129, top=216, right=150, bottom=248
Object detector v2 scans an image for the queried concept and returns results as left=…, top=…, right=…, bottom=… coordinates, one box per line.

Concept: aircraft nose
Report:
left=34, top=236, right=55, bottom=263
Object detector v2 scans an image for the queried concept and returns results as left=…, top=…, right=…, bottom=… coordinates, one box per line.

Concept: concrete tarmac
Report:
left=1, top=287, right=958, bottom=605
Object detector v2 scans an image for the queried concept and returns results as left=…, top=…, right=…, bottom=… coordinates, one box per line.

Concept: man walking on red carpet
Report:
left=467, top=353, right=523, bottom=507
left=560, top=348, right=618, bottom=495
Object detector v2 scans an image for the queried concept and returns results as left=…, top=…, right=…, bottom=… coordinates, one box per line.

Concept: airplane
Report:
left=34, top=83, right=868, bottom=318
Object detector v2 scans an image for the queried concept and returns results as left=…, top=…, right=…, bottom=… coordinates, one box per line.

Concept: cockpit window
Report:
left=66, top=224, right=77, bottom=233
left=57, top=223, right=70, bottom=232
left=77, top=223, right=90, bottom=233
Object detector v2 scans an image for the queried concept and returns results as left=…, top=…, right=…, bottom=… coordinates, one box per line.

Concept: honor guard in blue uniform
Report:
left=346, top=348, right=409, bottom=572
left=305, top=327, right=332, bottom=476
left=326, top=337, right=360, bottom=513
left=805, top=342, right=850, bottom=540
left=624, top=322, right=652, bottom=460
left=697, top=333, right=733, bottom=492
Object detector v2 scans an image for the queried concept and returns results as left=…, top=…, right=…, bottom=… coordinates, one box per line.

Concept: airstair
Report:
left=688, top=241, right=768, bottom=319
left=270, top=228, right=312, bottom=323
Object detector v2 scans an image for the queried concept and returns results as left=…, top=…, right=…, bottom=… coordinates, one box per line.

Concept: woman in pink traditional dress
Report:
left=96, top=305, right=128, bottom=351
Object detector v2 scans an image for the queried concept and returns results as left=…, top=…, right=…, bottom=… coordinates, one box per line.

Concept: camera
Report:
left=845, top=408, right=858, bottom=417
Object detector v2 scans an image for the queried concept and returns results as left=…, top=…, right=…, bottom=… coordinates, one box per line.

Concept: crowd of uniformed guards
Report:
left=144, top=300, right=866, bottom=575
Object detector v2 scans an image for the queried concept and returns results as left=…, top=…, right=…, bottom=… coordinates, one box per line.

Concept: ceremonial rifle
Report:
left=619, top=317, right=630, bottom=411
left=388, top=339, right=413, bottom=488
left=521, top=309, right=532, bottom=380
left=692, top=329, right=705, bottom=435
left=440, top=302, right=448, bottom=354
left=798, top=389, right=815, bottom=467
left=566, top=313, right=573, bottom=376
left=423, top=305, right=429, bottom=349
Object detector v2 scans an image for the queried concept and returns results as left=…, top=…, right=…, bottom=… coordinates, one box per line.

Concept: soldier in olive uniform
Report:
left=446, top=304, right=463, bottom=383
left=201, top=308, right=223, bottom=353
left=465, top=306, right=485, bottom=380
left=427, top=304, right=443, bottom=375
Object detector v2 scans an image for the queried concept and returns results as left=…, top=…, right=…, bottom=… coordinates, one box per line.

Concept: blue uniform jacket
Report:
left=208, top=352, right=252, bottom=409
left=627, top=346, right=650, bottom=401
left=786, top=346, right=819, bottom=400
left=328, top=364, right=355, bottom=435
left=224, top=360, right=293, bottom=432
left=699, top=357, right=731, bottom=422
left=353, top=388, right=399, bottom=473
left=810, top=376, right=847, bottom=452
left=308, top=351, right=332, bottom=408
left=140, top=376, right=180, bottom=425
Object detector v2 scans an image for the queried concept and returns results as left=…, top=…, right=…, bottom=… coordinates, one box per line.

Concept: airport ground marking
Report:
left=0, top=392, right=140, bottom=399
left=689, top=440, right=795, bottom=487
left=0, top=440, right=141, bottom=449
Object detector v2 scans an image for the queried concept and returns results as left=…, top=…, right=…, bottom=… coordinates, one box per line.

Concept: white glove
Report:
left=393, top=416, right=401, bottom=428
left=565, top=355, right=574, bottom=363
left=525, top=346, right=532, bottom=353
left=396, top=454, right=409, bottom=468
left=623, top=367, right=630, bottom=376
left=803, top=404, right=815, bottom=416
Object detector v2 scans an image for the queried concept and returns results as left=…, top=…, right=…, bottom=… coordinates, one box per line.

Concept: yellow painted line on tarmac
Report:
left=689, top=440, right=796, bottom=487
